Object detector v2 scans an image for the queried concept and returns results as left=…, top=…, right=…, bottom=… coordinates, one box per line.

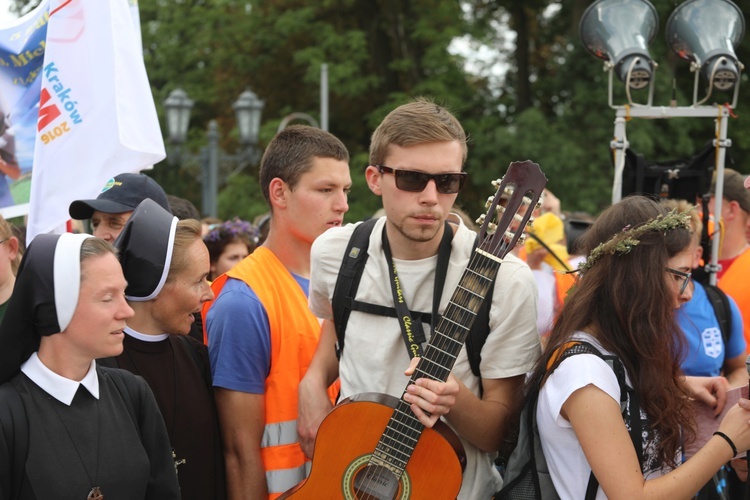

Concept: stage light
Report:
left=580, top=0, right=659, bottom=90
left=666, top=0, right=745, bottom=92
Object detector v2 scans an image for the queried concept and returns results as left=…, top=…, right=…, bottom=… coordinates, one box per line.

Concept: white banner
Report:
left=26, top=0, right=164, bottom=241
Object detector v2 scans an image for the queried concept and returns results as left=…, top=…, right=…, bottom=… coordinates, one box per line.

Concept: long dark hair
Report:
left=536, top=196, right=693, bottom=468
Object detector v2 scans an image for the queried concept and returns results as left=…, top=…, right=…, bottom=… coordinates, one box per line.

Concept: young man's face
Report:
left=283, top=156, right=351, bottom=245
left=368, top=141, right=463, bottom=247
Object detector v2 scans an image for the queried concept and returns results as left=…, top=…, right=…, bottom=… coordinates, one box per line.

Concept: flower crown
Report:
left=204, top=218, right=260, bottom=244
left=578, top=209, right=691, bottom=272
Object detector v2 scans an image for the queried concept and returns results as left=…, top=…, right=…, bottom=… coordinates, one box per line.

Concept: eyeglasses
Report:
left=666, top=267, right=691, bottom=296
left=375, top=165, right=467, bottom=194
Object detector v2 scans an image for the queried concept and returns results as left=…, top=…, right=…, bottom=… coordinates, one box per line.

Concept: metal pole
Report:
left=610, top=116, right=629, bottom=205
left=321, top=63, right=329, bottom=131
left=206, top=120, right=220, bottom=218
left=708, top=107, right=731, bottom=286
left=200, top=146, right=209, bottom=217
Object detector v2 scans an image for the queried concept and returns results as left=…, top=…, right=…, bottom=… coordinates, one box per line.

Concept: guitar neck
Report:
left=411, top=249, right=503, bottom=384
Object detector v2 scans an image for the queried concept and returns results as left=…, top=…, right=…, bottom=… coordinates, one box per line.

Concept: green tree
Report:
left=11, top=0, right=750, bottom=219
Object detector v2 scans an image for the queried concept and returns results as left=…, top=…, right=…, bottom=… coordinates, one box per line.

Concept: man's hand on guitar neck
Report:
left=403, top=357, right=459, bottom=427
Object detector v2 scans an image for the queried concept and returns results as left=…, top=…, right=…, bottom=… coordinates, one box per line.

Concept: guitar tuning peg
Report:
left=491, top=178, right=502, bottom=188
left=496, top=205, right=506, bottom=217
left=485, top=196, right=495, bottom=209
left=476, top=214, right=486, bottom=226
left=527, top=216, right=535, bottom=228
left=516, top=233, right=527, bottom=246
left=487, top=222, right=497, bottom=235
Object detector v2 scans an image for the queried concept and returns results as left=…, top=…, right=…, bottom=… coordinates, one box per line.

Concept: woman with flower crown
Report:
left=531, top=195, right=750, bottom=499
left=203, top=218, right=259, bottom=281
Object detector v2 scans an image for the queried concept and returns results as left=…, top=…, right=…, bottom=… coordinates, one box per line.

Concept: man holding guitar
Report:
left=297, top=99, right=542, bottom=499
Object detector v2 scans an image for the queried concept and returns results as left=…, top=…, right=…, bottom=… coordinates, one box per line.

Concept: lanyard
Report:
left=381, top=221, right=454, bottom=359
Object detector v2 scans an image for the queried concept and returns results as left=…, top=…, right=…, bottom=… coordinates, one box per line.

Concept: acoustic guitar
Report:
left=281, top=160, right=548, bottom=500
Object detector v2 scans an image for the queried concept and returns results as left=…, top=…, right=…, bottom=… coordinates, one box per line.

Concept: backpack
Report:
left=496, top=341, right=642, bottom=500
left=331, top=218, right=494, bottom=379
left=702, top=283, right=733, bottom=347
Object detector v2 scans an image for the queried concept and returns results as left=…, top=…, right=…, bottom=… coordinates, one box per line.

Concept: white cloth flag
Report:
left=27, top=0, right=165, bottom=241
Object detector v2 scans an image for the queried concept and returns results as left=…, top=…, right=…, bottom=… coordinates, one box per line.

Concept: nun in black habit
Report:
left=0, top=233, right=180, bottom=500
left=99, top=199, right=225, bottom=499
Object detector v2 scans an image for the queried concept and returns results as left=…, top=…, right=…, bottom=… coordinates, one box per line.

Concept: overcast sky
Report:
left=0, top=4, right=18, bottom=26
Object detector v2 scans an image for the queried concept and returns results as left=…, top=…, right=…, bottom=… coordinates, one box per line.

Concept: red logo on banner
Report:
left=37, top=87, right=61, bottom=131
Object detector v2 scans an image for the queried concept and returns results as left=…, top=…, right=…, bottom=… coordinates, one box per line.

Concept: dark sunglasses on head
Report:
left=375, top=165, right=467, bottom=194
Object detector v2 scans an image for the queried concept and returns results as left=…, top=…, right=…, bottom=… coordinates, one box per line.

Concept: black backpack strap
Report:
left=465, top=234, right=494, bottom=381
left=332, top=218, right=378, bottom=359
left=333, top=218, right=493, bottom=379
left=557, top=342, right=640, bottom=500
left=703, top=284, right=733, bottom=346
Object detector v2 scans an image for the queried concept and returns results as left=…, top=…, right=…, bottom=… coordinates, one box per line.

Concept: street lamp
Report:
left=163, top=87, right=265, bottom=218
left=163, top=88, right=193, bottom=145
left=233, top=89, right=264, bottom=148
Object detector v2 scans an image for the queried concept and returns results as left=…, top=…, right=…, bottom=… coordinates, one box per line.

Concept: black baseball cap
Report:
left=68, top=173, right=171, bottom=220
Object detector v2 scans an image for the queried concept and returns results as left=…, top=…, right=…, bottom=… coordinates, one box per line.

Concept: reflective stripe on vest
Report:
left=262, top=419, right=299, bottom=448
left=267, top=461, right=311, bottom=497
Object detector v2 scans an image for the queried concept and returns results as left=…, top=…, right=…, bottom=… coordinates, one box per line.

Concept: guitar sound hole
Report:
left=352, top=464, right=400, bottom=499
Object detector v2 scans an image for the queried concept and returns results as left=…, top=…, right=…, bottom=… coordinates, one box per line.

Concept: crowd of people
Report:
left=0, top=98, right=748, bottom=500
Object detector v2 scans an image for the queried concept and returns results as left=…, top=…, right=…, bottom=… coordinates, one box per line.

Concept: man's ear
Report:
left=365, top=166, right=382, bottom=196
left=693, top=243, right=703, bottom=270
left=268, top=178, right=288, bottom=209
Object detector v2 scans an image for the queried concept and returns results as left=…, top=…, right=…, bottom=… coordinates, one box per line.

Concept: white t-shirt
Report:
left=537, top=333, right=669, bottom=499
left=531, top=263, right=556, bottom=336
left=310, top=215, right=541, bottom=500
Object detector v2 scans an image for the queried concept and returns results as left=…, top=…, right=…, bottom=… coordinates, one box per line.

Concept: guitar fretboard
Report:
left=369, top=248, right=505, bottom=476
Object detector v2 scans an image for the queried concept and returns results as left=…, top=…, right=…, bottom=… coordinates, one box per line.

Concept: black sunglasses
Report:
left=666, top=267, right=691, bottom=296
left=375, top=165, right=467, bottom=195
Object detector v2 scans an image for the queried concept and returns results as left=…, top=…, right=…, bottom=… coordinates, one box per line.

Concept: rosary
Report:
left=87, top=487, right=103, bottom=500
left=173, top=449, right=187, bottom=475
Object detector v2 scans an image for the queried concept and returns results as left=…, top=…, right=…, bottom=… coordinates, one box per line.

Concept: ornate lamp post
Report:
left=164, top=87, right=265, bottom=218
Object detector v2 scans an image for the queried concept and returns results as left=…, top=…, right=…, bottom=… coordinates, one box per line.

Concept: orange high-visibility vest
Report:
left=718, top=248, right=750, bottom=347
left=203, top=247, right=331, bottom=499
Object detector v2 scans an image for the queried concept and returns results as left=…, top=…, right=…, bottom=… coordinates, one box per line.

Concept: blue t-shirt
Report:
left=207, top=275, right=310, bottom=394
left=677, top=281, right=745, bottom=378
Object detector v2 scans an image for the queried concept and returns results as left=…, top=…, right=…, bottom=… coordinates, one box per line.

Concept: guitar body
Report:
left=280, top=393, right=466, bottom=500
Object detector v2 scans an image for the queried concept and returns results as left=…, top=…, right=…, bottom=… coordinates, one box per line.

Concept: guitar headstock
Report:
left=475, top=161, right=548, bottom=259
